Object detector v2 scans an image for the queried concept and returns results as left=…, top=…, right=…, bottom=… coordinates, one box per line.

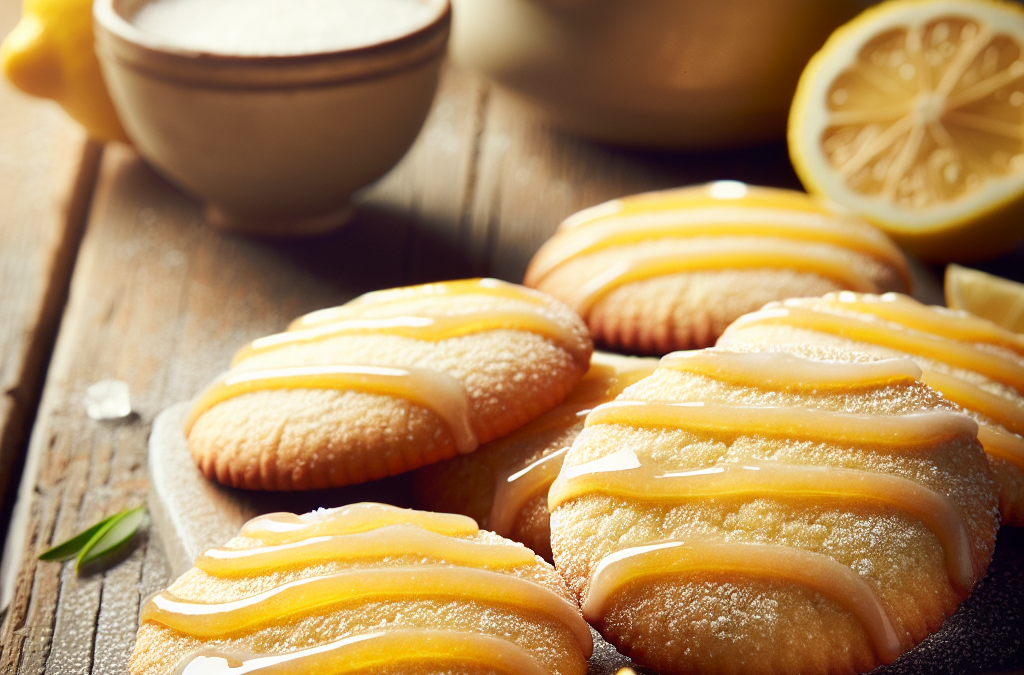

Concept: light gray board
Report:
left=149, top=403, right=421, bottom=577
left=148, top=403, right=254, bottom=577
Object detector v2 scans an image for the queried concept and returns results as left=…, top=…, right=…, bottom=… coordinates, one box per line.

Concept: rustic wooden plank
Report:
left=469, top=87, right=804, bottom=282
left=0, top=64, right=486, bottom=674
left=0, top=487, right=59, bottom=675
left=367, top=65, right=489, bottom=284
left=0, top=0, right=102, bottom=575
left=4, top=55, right=1019, bottom=675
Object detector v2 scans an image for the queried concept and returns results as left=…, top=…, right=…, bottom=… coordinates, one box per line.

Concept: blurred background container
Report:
left=451, top=0, right=865, bottom=149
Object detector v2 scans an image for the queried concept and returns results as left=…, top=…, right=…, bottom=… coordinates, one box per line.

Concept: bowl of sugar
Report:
left=94, top=0, right=449, bottom=236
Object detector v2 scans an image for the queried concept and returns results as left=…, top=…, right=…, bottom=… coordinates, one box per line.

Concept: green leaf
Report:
left=76, top=506, right=146, bottom=571
left=38, top=513, right=123, bottom=561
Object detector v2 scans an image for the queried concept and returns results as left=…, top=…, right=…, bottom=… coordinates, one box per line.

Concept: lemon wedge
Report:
left=945, top=263, right=1024, bottom=331
left=789, top=0, right=1024, bottom=261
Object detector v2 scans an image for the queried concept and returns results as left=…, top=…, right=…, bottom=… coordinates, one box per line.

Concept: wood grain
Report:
left=0, top=0, right=102, bottom=607
left=0, top=64, right=485, bottom=674
left=469, top=86, right=803, bottom=282
left=2, top=59, right=1020, bottom=675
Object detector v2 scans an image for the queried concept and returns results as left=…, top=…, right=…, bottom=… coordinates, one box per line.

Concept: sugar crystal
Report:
left=84, top=379, right=132, bottom=420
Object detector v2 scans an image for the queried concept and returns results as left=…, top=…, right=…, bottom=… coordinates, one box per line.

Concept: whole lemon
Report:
left=1, top=0, right=128, bottom=142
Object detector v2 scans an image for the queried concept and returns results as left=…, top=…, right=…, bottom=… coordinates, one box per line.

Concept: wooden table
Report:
left=1, top=9, right=1022, bottom=672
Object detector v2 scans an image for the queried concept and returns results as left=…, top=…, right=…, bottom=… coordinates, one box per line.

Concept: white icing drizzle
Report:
left=549, top=456, right=974, bottom=593
left=490, top=447, right=569, bottom=538
left=239, top=503, right=478, bottom=544
left=661, top=349, right=922, bottom=390
left=186, top=364, right=478, bottom=453
left=172, top=629, right=550, bottom=675
left=582, top=540, right=902, bottom=664
left=196, top=524, right=536, bottom=577
left=582, top=401, right=978, bottom=448
left=143, top=566, right=593, bottom=654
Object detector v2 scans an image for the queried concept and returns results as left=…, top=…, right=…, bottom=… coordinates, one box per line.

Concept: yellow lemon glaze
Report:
left=185, top=364, right=478, bottom=453
left=582, top=541, right=902, bottom=664
left=195, top=524, right=536, bottom=577
left=921, top=369, right=1024, bottom=437
left=570, top=243, right=882, bottom=317
left=729, top=306, right=1024, bottom=393
left=526, top=205, right=910, bottom=287
left=817, top=293, right=1024, bottom=357
left=558, top=186, right=832, bottom=233
left=977, top=424, right=1024, bottom=468
left=554, top=349, right=980, bottom=666
left=549, top=457, right=973, bottom=593
left=142, top=565, right=591, bottom=646
left=149, top=503, right=593, bottom=673
left=718, top=296, right=1024, bottom=515
left=292, top=278, right=553, bottom=329
left=188, top=279, right=587, bottom=453
left=661, top=349, right=922, bottom=391
left=239, top=503, right=478, bottom=545
left=485, top=353, right=658, bottom=538
left=173, top=629, right=551, bottom=675
left=490, top=448, right=569, bottom=538
left=525, top=184, right=910, bottom=315
left=233, top=309, right=579, bottom=365
left=582, top=401, right=977, bottom=449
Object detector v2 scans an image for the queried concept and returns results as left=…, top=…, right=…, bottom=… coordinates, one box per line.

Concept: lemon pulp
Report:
left=790, top=0, right=1024, bottom=261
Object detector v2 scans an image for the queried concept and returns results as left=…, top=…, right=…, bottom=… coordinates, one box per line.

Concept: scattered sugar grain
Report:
left=84, top=379, right=132, bottom=420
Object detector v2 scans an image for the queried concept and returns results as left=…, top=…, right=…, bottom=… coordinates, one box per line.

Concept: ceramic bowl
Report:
left=94, top=0, right=450, bottom=236
left=450, top=0, right=864, bottom=149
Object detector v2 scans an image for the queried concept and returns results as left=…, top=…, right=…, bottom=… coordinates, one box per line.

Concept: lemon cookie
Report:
left=524, top=182, right=911, bottom=353
left=720, top=291, right=1024, bottom=526
left=548, top=347, right=998, bottom=675
left=186, top=278, right=592, bottom=490
left=130, top=502, right=593, bottom=675
left=414, top=351, right=658, bottom=560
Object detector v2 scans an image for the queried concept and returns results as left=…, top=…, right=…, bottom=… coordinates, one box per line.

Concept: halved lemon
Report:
left=790, top=0, right=1024, bottom=261
left=945, top=263, right=1024, bottom=330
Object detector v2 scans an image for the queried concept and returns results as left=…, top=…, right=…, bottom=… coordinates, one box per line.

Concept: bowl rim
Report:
left=94, top=0, right=451, bottom=66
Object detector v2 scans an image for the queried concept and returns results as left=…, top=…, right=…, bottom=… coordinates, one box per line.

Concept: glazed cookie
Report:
left=414, top=351, right=658, bottom=560
left=186, top=278, right=592, bottom=490
left=548, top=347, right=998, bottom=675
left=130, top=502, right=593, bottom=675
left=719, top=292, right=1024, bottom=526
left=524, top=181, right=911, bottom=354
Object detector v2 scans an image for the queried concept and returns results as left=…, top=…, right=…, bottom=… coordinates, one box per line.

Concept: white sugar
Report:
left=84, top=379, right=132, bottom=420
left=130, top=0, right=439, bottom=56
